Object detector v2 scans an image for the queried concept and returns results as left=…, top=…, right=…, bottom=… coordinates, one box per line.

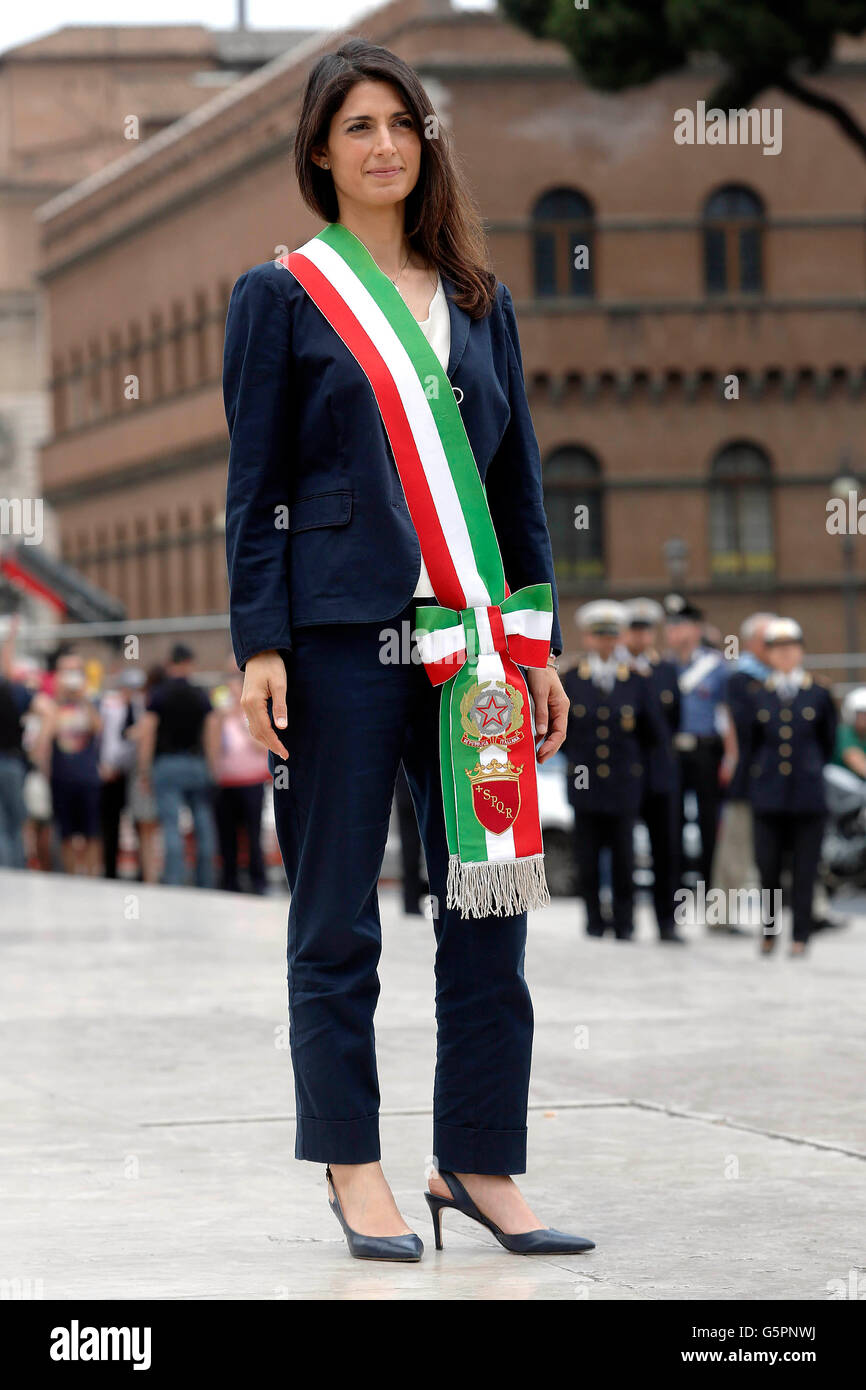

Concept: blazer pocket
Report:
left=288, top=489, right=353, bottom=532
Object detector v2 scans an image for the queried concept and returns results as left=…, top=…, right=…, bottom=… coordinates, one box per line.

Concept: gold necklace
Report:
left=351, top=230, right=435, bottom=303
left=389, top=246, right=412, bottom=297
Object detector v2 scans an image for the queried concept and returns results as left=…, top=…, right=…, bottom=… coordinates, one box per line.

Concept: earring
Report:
left=322, top=161, right=330, bottom=169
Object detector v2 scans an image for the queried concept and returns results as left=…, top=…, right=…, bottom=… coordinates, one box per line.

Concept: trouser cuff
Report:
left=295, top=1112, right=380, bottom=1164
left=433, top=1121, right=527, bottom=1175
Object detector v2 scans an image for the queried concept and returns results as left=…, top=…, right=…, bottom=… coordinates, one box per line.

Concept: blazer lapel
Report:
left=441, top=273, right=470, bottom=379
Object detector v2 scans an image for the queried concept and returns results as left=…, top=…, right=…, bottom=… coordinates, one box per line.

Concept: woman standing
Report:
left=34, top=652, right=103, bottom=876
left=223, top=40, right=593, bottom=1261
left=745, top=618, right=837, bottom=957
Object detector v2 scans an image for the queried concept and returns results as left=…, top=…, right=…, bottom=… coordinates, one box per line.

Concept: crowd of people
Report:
left=0, top=622, right=270, bottom=892
left=2, top=600, right=865, bottom=950
left=561, top=595, right=866, bottom=954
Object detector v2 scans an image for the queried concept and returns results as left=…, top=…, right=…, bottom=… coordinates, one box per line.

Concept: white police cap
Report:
left=765, top=618, right=803, bottom=646
left=576, top=600, right=629, bottom=634
left=624, top=597, right=665, bottom=627
left=842, top=687, right=866, bottom=722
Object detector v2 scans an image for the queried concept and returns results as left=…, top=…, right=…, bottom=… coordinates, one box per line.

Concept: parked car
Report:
left=535, top=749, right=578, bottom=896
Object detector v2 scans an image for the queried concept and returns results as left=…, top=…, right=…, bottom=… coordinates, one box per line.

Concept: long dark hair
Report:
left=294, top=38, right=497, bottom=318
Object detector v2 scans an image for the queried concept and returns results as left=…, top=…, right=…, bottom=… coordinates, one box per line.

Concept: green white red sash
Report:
left=280, top=223, right=553, bottom=917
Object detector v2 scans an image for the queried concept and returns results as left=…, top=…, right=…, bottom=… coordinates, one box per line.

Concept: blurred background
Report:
left=0, top=0, right=863, bottom=888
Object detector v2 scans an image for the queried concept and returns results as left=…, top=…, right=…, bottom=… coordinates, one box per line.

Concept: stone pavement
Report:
left=1, top=869, right=863, bottom=1301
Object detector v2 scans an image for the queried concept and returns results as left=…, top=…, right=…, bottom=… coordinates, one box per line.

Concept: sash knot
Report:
left=413, top=582, right=554, bottom=687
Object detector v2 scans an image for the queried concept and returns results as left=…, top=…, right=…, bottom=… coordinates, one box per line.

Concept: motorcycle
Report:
left=821, top=764, right=866, bottom=896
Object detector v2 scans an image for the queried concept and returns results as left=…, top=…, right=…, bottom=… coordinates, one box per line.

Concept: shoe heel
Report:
left=424, top=1190, right=450, bottom=1250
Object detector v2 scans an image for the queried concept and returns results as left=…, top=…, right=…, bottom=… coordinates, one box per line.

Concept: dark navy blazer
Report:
left=642, top=652, right=680, bottom=797
left=744, top=678, right=837, bottom=815
left=222, top=256, right=563, bottom=670
left=725, top=667, right=766, bottom=800
left=561, top=662, right=665, bottom=815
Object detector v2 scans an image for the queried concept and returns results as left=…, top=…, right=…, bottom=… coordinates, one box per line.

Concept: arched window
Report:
left=532, top=188, right=595, bottom=299
left=544, top=446, right=604, bottom=587
left=703, top=185, right=764, bottom=294
left=709, top=442, right=774, bottom=577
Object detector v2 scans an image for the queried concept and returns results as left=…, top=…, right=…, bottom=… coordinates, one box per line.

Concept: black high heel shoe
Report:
left=326, top=1166, right=424, bottom=1262
left=424, top=1170, right=596, bottom=1255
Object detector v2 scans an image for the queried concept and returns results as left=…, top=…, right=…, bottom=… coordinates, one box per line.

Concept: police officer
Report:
left=744, top=618, right=837, bottom=957
left=563, top=600, right=664, bottom=940
left=621, top=598, right=685, bottom=943
left=664, top=595, right=734, bottom=895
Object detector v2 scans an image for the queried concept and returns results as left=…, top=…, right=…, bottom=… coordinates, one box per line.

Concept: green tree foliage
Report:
left=500, top=0, right=866, bottom=156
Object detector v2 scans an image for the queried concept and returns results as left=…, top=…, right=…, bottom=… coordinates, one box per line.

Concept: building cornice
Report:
left=43, top=435, right=228, bottom=506
left=528, top=363, right=866, bottom=406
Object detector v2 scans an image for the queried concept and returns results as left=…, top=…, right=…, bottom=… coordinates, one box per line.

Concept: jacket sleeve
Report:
left=484, top=284, right=563, bottom=656
left=223, top=266, right=295, bottom=672
left=741, top=701, right=762, bottom=784
left=725, top=673, right=753, bottom=759
left=637, top=676, right=666, bottom=753
left=667, top=666, right=682, bottom=735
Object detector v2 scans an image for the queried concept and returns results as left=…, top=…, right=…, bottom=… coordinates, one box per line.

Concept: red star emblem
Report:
left=476, top=693, right=510, bottom=731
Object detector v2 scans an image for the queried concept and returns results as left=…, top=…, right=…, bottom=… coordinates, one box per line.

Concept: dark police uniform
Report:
left=563, top=658, right=663, bottom=938
left=725, top=667, right=766, bottom=802
left=745, top=673, right=837, bottom=944
left=634, top=650, right=681, bottom=937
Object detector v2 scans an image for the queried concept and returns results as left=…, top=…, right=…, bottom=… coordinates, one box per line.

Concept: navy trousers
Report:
left=267, top=599, right=533, bottom=1174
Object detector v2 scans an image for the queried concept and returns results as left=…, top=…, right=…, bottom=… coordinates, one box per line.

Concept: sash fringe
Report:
left=446, top=852, right=550, bottom=918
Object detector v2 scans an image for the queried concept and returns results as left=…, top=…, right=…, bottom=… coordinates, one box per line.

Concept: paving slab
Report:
left=1, top=870, right=863, bottom=1300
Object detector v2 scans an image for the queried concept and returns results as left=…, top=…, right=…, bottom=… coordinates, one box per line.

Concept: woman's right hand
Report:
left=241, top=651, right=290, bottom=759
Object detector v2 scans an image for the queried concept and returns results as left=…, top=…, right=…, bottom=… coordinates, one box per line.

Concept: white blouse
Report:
left=410, top=272, right=450, bottom=598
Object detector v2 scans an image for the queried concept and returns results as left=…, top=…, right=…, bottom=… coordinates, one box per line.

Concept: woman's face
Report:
left=768, top=641, right=803, bottom=675
left=586, top=633, right=620, bottom=662
left=315, top=79, right=422, bottom=214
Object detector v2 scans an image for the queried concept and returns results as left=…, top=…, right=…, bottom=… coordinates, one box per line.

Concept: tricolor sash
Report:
left=280, top=223, right=553, bottom=917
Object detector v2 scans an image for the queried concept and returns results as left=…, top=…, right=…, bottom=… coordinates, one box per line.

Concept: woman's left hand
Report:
left=526, top=665, right=568, bottom=763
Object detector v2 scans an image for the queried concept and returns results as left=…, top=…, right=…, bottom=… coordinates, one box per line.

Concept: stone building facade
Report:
left=0, top=21, right=315, bottom=620
left=36, top=0, right=866, bottom=670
